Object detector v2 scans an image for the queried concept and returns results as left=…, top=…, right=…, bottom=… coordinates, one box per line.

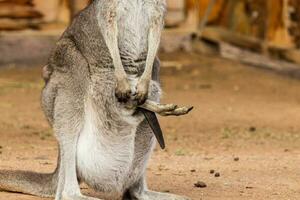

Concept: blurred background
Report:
left=1, top=1, right=300, bottom=200
left=1, top=0, right=300, bottom=69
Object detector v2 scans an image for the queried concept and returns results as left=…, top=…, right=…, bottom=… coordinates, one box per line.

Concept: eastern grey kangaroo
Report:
left=0, top=0, right=192, bottom=199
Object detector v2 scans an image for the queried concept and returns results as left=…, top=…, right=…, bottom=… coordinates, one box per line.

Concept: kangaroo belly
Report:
left=76, top=100, right=143, bottom=197
left=76, top=130, right=135, bottom=196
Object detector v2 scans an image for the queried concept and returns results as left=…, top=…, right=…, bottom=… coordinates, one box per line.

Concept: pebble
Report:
left=214, top=172, right=220, bottom=177
left=249, top=126, right=256, bottom=132
left=209, top=169, right=215, bottom=174
left=194, top=181, right=207, bottom=188
left=234, top=157, right=239, bottom=161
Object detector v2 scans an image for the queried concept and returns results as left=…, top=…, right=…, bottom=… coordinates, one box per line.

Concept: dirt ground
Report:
left=1, top=52, right=300, bottom=200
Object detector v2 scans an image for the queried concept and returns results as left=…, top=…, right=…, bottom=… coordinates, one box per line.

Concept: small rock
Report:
left=234, top=157, right=239, bottom=161
left=214, top=172, right=220, bottom=177
left=190, top=169, right=196, bottom=173
left=194, top=181, right=207, bottom=188
left=0, top=146, right=2, bottom=149
left=209, top=169, right=215, bottom=174
left=249, top=126, right=256, bottom=132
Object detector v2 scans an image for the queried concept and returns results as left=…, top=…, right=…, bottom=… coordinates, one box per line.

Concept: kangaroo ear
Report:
left=140, top=108, right=165, bottom=149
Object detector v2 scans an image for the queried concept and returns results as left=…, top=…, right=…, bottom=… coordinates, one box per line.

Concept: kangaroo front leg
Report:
left=97, top=2, right=131, bottom=102
left=135, top=18, right=163, bottom=105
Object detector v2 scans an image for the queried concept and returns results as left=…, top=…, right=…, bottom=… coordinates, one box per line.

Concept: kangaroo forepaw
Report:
left=134, top=79, right=149, bottom=105
left=134, top=91, right=148, bottom=105
left=115, top=78, right=132, bottom=103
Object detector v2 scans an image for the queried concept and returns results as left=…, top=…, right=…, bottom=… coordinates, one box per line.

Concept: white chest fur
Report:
left=117, top=1, right=149, bottom=63
left=116, top=0, right=166, bottom=64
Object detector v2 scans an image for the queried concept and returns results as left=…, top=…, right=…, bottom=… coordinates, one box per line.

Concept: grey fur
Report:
left=0, top=1, right=192, bottom=200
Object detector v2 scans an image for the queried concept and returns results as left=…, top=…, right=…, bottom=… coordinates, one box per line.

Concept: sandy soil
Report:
left=0, top=52, right=300, bottom=200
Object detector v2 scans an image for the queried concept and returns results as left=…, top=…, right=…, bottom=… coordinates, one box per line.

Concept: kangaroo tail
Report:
left=0, top=154, right=59, bottom=198
left=0, top=167, right=58, bottom=198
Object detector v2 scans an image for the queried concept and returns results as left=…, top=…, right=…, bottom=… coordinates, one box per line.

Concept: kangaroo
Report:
left=0, top=0, right=193, bottom=200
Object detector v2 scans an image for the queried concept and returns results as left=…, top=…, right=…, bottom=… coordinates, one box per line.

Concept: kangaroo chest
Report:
left=117, top=1, right=150, bottom=65
left=116, top=0, right=165, bottom=66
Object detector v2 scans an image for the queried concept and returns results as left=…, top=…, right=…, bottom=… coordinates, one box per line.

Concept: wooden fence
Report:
left=1, top=0, right=300, bottom=65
